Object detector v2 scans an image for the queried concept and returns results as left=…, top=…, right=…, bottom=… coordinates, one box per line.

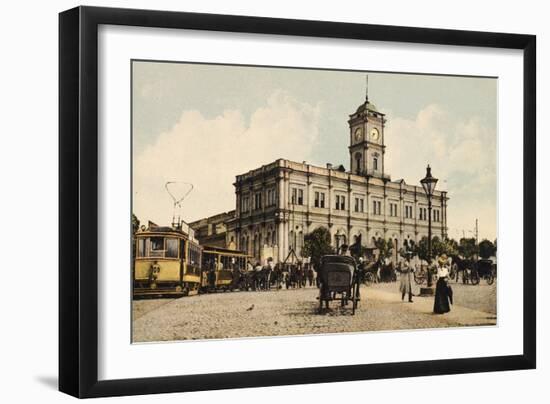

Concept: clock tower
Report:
left=348, top=81, right=386, bottom=178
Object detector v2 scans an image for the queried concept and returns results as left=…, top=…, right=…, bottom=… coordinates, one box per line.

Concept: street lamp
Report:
left=420, top=164, right=438, bottom=290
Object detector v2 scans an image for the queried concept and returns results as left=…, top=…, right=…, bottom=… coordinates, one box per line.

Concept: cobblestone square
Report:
left=132, top=281, right=496, bottom=342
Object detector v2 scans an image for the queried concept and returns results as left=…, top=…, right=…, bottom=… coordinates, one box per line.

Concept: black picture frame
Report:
left=59, top=5, right=536, bottom=398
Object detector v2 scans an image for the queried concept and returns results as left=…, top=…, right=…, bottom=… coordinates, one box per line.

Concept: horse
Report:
left=270, top=264, right=284, bottom=289
left=449, top=255, right=476, bottom=283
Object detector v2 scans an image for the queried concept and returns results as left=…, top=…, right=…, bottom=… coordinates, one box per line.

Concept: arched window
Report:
left=266, top=231, right=271, bottom=246
left=355, top=152, right=362, bottom=175
left=272, top=230, right=276, bottom=246
left=373, top=157, right=378, bottom=171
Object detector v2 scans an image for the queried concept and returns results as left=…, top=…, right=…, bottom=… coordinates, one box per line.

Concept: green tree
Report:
left=411, top=236, right=458, bottom=262
left=479, top=239, right=496, bottom=259
left=302, top=227, right=335, bottom=271
left=374, top=238, right=394, bottom=262
left=444, top=238, right=460, bottom=256
left=132, top=213, right=140, bottom=235
left=414, top=236, right=430, bottom=262
left=458, top=237, right=478, bottom=259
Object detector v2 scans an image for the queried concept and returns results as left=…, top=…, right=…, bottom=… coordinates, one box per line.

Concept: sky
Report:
left=132, top=61, right=497, bottom=241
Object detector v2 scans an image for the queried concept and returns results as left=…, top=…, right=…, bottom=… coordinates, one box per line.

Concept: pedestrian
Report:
left=434, top=264, right=453, bottom=314
left=307, top=265, right=314, bottom=287
left=397, top=253, right=414, bottom=302
left=254, top=261, right=262, bottom=290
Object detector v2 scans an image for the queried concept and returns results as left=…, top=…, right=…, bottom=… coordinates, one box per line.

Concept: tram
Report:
left=133, top=222, right=202, bottom=297
left=200, top=246, right=252, bottom=292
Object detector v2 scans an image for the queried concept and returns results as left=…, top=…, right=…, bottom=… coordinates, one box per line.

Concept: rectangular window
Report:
left=298, top=189, right=304, bottom=205
left=314, top=191, right=320, bottom=208
left=354, top=198, right=364, bottom=213
left=241, top=195, right=249, bottom=213
left=266, top=188, right=277, bottom=206
left=335, top=195, right=340, bottom=210
left=320, top=192, right=325, bottom=208
left=165, top=238, right=179, bottom=258
left=291, top=188, right=297, bottom=204
left=254, top=192, right=262, bottom=210
left=137, top=238, right=146, bottom=257
left=149, top=237, right=165, bottom=258
left=372, top=200, right=382, bottom=215
left=340, top=196, right=345, bottom=210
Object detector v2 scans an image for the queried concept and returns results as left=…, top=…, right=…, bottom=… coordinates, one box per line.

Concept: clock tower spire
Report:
left=348, top=77, right=387, bottom=179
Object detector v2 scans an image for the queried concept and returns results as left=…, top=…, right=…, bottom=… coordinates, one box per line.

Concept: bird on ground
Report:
left=246, top=304, right=255, bottom=311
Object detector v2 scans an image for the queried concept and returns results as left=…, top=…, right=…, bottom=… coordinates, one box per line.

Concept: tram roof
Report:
left=135, top=226, right=190, bottom=239
left=202, top=245, right=249, bottom=256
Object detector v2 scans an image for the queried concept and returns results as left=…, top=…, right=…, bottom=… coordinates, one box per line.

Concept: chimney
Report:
left=326, top=163, right=333, bottom=170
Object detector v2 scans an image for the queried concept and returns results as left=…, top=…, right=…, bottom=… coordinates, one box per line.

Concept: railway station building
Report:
left=191, top=95, right=449, bottom=264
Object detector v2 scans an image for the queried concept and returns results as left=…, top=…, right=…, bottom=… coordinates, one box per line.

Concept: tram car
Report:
left=133, top=223, right=202, bottom=297
left=200, top=246, right=252, bottom=292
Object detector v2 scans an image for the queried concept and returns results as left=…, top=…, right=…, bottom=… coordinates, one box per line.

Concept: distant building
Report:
left=194, top=93, right=449, bottom=264
left=189, top=210, right=236, bottom=249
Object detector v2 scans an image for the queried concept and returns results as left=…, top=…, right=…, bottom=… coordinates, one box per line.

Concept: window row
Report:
left=243, top=187, right=443, bottom=221
left=241, top=188, right=278, bottom=213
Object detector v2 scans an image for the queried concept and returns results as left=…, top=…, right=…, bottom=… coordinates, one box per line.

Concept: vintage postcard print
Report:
left=131, top=61, right=497, bottom=342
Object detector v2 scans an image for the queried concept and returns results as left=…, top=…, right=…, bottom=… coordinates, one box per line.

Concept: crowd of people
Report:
left=206, top=246, right=454, bottom=314
left=395, top=253, right=453, bottom=314
left=340, top=244, right=454, bottom=314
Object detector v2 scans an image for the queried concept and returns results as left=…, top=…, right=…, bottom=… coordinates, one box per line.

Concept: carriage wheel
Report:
left=486, top=273, right=495, bottom=285
left=471, top=272, right=480, bottom=285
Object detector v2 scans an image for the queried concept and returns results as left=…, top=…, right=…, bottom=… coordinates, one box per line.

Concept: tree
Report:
left=132, top=213, right=140, bottom=235
left=374, top=238, right=393, bottom=262
left=414, top=236, right=430, bottom=262
left=302, top=227, right=335, bottom=271
left=479, top=239, right=496, bottom=259
left=458, top=237, right=478, bottom=259
left=444, top=238, right=460, bottom=257
left=411, top=236, right=458, bottom=262
left=349, top=234, right=367, bottom=259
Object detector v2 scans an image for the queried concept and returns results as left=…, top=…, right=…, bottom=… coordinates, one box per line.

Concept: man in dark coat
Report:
left=433, top=266, right=453, bottom=314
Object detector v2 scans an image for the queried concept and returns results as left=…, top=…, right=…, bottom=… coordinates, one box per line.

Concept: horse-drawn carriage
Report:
left=317, top=255, right=360, bottom=314
left=450, top=256, right=495, bottom=285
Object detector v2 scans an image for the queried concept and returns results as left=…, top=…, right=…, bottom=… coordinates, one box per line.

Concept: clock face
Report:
left=370, top=128, right=380, bottom=141
left=354, top=127, right=363, bottom=142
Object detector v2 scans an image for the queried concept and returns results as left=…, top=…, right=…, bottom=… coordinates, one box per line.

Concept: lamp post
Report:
left=420, top=164, right=438, bottom=291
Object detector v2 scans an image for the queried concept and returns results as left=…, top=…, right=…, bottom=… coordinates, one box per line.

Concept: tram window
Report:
left=149, top=237, right=165, bottom=257
left=203, top=252, right=216, bottom=270
left=221, top=256, right=231, bottom=270
left=137, top=239, right=145, bottom=257
left=165, top=238, right=178, bottom=258
left=150, top=237, right=164, bottom=250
